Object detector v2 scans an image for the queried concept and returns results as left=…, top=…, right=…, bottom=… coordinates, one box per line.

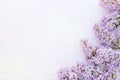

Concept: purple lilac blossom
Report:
left=82, top=41, right=120, bottom=68
left=58, top=67, right=80, bottom=80
left=81, top=40, right=97, bottom=60
left=101, top=70, right=117, bottom=80
left=72, top=63, right=103, bottom=80
left=100, top=0, right=120, bottom=11
left=58, top=41, right=120, bottom=80
left=94, top=11, right=120, bottom=49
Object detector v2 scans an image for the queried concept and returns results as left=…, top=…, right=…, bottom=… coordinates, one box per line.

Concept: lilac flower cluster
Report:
left=58, top=41, right=120, bottom=80
left=94, top=11, right=120, bottom=49
left=100, top=0, right=120, bottom=11
left=58, top=0, right=120, bottom=80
